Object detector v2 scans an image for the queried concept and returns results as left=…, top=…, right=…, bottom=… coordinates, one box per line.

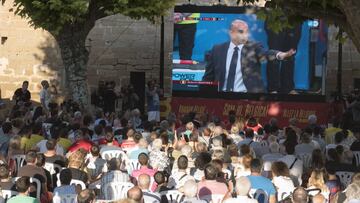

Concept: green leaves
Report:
left=257, top=7, right=293, bottom=34
left=9, top=0, right=175, bottom=35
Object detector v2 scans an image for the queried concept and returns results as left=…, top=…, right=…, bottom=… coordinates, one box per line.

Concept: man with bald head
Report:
left=203, top=19, right=295, bottom=93
left=127, top=186, right=144, bottom=203
left=292, top=187, right=309, bottom=203
left=137, top=174, right=161, bottom=203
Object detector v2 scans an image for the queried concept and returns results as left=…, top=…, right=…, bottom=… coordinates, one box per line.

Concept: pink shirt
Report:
left=198, top=180, right=228, bottom=198
left=131, top=166, right=157, bottom=179
left=131, top=166, right=157, bottom=191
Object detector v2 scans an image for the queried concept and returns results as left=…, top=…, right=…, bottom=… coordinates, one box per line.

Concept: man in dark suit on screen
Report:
left=202, top=19, right=296, bottom=93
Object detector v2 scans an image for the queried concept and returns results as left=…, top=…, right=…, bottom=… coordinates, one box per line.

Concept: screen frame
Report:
left=171, top=4, right=326, bottom=103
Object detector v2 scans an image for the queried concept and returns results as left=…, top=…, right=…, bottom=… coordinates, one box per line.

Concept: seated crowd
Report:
left=1, top=100, right=360, bottom=203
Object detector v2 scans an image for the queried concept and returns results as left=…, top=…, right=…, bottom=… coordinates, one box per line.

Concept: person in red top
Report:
left=121, top=128, right=137, bottom=152
left=97, top=126, right=121, bottom=147
left=244, top=117, right=262, bottom=133
left=68, top=130, right=94, bottom=153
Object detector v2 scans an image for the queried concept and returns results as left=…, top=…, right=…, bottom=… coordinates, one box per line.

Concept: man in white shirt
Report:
left=202, top=19, right=295, bottom=93
left=168, top=155, right=194, bottom=190
left=138, top=174, right=161, bottom=203
left=224, top=176, right=258, bottom=203
left=37, top=138, right=64, bottom=156
left=40, top=80, right=51, bottom=110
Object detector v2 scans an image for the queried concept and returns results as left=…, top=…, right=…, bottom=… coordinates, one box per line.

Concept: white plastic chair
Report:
left=103, top=182, right=134, bottom=200
left=100, top=150, right=126, bottom=161
left=53, top=194, right=77, bottom=203
left=353, top=151, right=360, bottom=166
left=13, top=177, right=41, bottom=199
left=336, top=171, right=354, bottom=188
left=44, top=162, right=62, bottom=175
left=56, top=173, right=86, bottom=190
left=160, top=190, right=185, bottom=203
left=71, top=179, right=87, bottom=190
left=200, top=194, right=225, bottom=203
left=249, top=189, right=269, bottom=203
left=95, top=200, right=113, bottom=203
left=11, top=155, right=26, bottom=175
left=44, top=162, right=62, bottom=188
left=260, top=140, right=268, bottom=147
left=1, top=190, right=18, bottom=200
left=254, top=189, right=269, bottom=203
left=297, top=153, right=312, bottom=170
left=127, top=159, right=141, bottom=174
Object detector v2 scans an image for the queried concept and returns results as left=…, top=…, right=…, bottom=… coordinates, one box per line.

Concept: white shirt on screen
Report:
left=222, top=42, right=247, bottom=92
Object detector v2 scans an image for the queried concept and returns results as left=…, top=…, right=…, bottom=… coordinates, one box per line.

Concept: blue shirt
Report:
left=247, top=175, right=276, bottom=201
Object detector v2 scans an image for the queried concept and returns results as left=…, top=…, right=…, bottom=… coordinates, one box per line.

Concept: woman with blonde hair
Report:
left=7, top=135, right=24, bottom=176
left=235, top=154, right=252, bottom=178
left=229, top=125, right=243, bottom=144
left=7, top=136, right=23, bottom=159
left=307, top=168, right=330, bottom=199
left=344, top=182, right=360, bottom=203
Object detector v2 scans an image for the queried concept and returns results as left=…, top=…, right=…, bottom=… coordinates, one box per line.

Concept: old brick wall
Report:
left=0, top=1, right=174, bottom=103
left=85, top=14, right=173, bottom=96
left=0, top=0, right=64, bottom=102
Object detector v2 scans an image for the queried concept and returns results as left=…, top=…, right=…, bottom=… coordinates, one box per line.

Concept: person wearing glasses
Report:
left=202, top=19, right=295, bottom=93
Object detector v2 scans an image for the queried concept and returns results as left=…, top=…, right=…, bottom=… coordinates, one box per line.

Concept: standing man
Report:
left=103, top=81, right=118, bottom=114
left=40, top=80, right=51, bottom=110
left=146, top=80, right=162, bottom=122
left=13, top=81, right=31, bottom=104
left=202, top=19, right=296, bottom=93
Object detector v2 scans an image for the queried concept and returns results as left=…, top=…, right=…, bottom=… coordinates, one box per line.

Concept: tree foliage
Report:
left=3, top=0, right=175, bottom=104
left=10, top=0, right=175, bottom=35
left=245, top=0, right=360, bottom=51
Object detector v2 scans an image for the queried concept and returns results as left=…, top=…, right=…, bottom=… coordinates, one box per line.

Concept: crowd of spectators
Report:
left=1, top=82, right=360, bottom=203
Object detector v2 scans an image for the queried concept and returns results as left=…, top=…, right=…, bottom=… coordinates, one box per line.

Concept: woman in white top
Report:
left=271, top=161, right=295, bottom=201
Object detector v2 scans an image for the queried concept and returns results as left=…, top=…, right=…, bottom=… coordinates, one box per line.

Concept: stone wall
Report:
left=0, top=0, right=64, bottom=102
left=86, top=14, right=173, bottom=96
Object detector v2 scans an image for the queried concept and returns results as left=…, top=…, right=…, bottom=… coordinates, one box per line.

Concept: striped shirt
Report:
left=101, top=170, right=130, bottom=196
left=142, top=190, right=161, bottom=203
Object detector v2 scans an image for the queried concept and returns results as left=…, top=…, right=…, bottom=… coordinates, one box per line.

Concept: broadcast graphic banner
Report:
left=170, top=97, right=330, bottom=127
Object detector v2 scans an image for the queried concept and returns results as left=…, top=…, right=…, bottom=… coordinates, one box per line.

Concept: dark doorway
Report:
left=130, top=72, right=145, bottom=113
left=354, top=78, right=360, bottom=90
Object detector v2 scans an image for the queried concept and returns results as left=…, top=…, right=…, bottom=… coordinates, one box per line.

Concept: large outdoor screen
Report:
left=172, top=8, right=328, bottom=95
